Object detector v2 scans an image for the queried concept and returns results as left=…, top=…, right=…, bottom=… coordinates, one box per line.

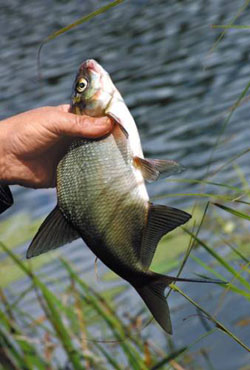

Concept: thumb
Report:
left=56, top=111, right=113, bottom=139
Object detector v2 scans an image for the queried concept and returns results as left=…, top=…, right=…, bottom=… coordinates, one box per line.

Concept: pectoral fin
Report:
left=134, top=157, right=185, bottom=182
left=140, top=203, right=191, bottom=269
left=26, top=205, right=80, bottom=259
left=106, top=111, right=129, bottom=138
left=0, top=185, right=13, bottom=214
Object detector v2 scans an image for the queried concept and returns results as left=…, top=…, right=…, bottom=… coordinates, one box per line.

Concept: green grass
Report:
left=0, top=192, right=249, bottom=368
left=0, top=241, right=190, bottom=369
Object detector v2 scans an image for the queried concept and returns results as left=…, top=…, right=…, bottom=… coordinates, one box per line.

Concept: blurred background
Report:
left=0, top=0, right=250, bottom=369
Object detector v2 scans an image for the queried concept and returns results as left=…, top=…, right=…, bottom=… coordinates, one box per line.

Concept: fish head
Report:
left=71, top=59, right=115, bottom=117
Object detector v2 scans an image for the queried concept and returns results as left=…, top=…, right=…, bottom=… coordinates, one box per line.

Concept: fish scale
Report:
left=57, top=125, right=146, bottom=272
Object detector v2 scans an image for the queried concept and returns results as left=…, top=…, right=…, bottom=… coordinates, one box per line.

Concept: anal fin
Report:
left=140, top=204, right=191, bottom=269
left=134, top=157, right=185, bottom=182
left=26, top=205, right=80, bottom=259
left=0, top=185, right=13, bottom=214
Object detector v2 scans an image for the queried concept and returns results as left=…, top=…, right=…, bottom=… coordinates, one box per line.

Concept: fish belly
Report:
left=57, top=125, right=149, bottom=278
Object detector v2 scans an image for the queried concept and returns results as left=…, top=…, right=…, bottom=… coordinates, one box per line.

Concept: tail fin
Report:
left=134, top=275, right=173, bottom=334
left=134, top=273, right=226, bottom=334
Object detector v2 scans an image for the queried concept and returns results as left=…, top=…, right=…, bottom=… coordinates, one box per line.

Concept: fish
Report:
left=26, top=59, right=216, bottom=334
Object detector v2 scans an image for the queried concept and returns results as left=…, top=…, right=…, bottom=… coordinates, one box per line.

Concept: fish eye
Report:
left=76, top=78, right=88, bottom=93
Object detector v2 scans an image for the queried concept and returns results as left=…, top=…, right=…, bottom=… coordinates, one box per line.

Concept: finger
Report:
left=56, top=104, right=71, bottom=113
left=56, top=113, right=113, bottom=138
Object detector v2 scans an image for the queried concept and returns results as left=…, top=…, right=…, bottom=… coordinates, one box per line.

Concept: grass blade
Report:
left=0, top=241, right=84, bottom=369
left=37, top=0, right=125, bottom=76
left=212, top=24, right=250, bottom=29
left=38, top=286, right=84, bottom=369
left=213, top=203, right=250, bottom=221
left=170, top=284, right=250, bottom=352
left=61, top=258, right=147, bottom=370
left=44, top=0, right=125, bottom=43
left=0, top=324, right=26, bottom=370
left=95, top=342, right=121, bottom=370
left=0, top=309, right=48, bottom=369
left=150, top=347, right=187, bottom=370
left=222, top=240, right=249, bottom=263
left=183, top=229, right=250, bottom=291
left=166, top=178, right=245, bottom=193
left=209, top=0, right=250, bottom=53
left=191, top=255, right=250, bottom=300
left=152, top=192, right=239, bottom=201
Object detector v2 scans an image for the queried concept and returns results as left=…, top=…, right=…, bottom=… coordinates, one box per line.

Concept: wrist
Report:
left=0, top=121, right=12, bottom=184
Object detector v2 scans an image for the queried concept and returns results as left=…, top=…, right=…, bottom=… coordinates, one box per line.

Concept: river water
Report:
left=1, top=0, right=250, bottom=368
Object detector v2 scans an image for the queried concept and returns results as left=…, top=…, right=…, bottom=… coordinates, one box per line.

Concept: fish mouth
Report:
left=71, top=98, right=86, bottom=114
left=81, top=59, right=102, bottom=74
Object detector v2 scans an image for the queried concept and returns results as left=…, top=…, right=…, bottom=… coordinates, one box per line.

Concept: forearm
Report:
left=0, top=115, right=42, bottom=187
left=0, top=121, right=14, bottom=212
left=0, top=116, right=28, bottom=186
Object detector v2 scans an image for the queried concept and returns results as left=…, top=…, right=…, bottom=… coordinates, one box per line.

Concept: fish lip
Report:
left=81, top=59, right=101, bottom=74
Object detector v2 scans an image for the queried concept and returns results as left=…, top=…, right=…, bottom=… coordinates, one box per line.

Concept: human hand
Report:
left=0, top=105, right=112, bottom=188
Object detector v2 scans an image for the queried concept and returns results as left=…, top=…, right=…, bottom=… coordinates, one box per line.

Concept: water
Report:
left=1, top=0, right=250, bottom=368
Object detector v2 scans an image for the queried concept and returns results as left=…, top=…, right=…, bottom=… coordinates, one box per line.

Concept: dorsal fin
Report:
left=140, top=204, right=191, bottom=269
left=0, top=185, right=13, bottom=214
left=26, top=205, right=80, bottom=259
left=133, top=157, right=185, bottom=183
